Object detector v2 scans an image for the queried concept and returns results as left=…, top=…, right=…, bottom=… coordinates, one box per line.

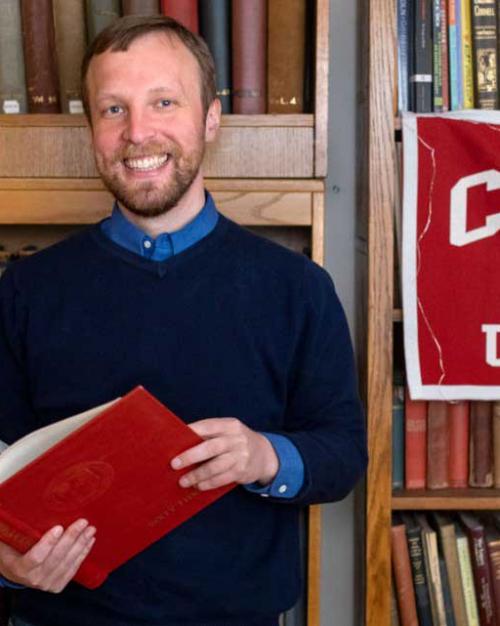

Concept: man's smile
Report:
left=123, top=153, right=170, bottom=171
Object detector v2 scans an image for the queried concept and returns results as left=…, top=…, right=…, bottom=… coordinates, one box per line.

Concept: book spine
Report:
left=161, top=0, right=199, bottom=33
left=199, top=0, right=232, bottom=114
left=392, top=578, right=403, bottom=626
left=411, top=0, right=433, bottom=112
left=469, top=401, right=493, bottom=488
left=122, top=0, right=159, bottom=15
left=20, top=0, right=61, bottom=113
left=471, top=0, right=498, bottom=109
left=391, top=522, right=420, bottom=626
left=404, top=391, right=427, bottom=489
left=438, top=554, right=457, bottom=626
left=231, top=0, right=267, bottom=114
left=466, top=524, right=496, bottom=625
left=406, top=524, right=434, bottom=625
left=427, top=401, right=449, bottom=489
left=440, top=0, right=450, bottom=109
left=433, top=0, right=444, bottom=110
left=456, top=531, right=481, bottom=626
left=53, top=0, right=87, bottom=114
left=438, top=522, right=469, bottom=626
left=0, top=0, right=28, bottom=114
left=422, top=528, right=447, bottom=626
left=447, top=401, right=469, bottom=488
left=398, top=0, right=410, bottom=113
left=393, top=385, right=405, bottom=491
left=485, top=536, right=500, bottom=623
left=85, top=0, right=121, bottom=42
left=460, top=0, right=475, bottom=107
left=448, top=0, right=461, bottom=109
left=494, top=402, right=500, bottom=488
left=456, top=0, right=465, bottom=106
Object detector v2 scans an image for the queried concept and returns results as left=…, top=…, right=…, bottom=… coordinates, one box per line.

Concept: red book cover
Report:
left=391, top=515, right=419, bottom=626
left=469, top=401, right=493, bottom=487
left=161, top=0, right=199, bottom=33
left=447, top=401, right=469, bottom=488
left=426, top=401, right=449, bottom=489
left=0, top=387, right=234, bottom=589
left=404, top=389, right=427, bottom=489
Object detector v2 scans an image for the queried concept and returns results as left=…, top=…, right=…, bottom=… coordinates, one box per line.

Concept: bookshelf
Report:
left=0, top=1, right=329, bottom=624
left=361, top=1, right=500, bottom=625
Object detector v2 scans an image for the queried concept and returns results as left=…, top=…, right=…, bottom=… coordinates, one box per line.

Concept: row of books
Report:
left=0, top=0, right=312, bottom=116
left=397, top=0, right=499, bottom=113
left=392, top=385, right=500, bottom=490
left=391, top=510, right=500, bottom=626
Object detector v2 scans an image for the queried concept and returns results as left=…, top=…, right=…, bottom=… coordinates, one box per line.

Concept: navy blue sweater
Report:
left=0, top=215, right=367, bottom=626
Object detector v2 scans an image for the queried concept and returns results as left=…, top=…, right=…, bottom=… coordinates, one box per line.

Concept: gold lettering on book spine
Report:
left=148, top=490, right=200, bottom=528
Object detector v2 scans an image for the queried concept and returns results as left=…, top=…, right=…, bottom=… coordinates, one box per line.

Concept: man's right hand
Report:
left=0, top=518, right=96, bottom=593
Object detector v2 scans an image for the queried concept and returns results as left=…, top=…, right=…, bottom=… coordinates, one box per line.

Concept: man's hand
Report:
left=171, top=418, right=279, bottom=490
left=0, top=518, right=96, bottom=593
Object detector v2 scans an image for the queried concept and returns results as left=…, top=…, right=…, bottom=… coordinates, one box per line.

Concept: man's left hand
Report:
left=170, top=418, right=279, bottom=490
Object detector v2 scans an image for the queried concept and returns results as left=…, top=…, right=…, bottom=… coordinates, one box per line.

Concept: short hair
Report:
left=81, top=15, right=217, bottom=121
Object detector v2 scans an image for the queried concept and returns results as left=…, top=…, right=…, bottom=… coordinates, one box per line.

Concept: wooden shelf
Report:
left=393, top=489, right=500, bottom=510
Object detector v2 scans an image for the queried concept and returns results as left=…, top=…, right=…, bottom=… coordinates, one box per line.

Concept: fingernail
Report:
left=52, top=526, right=64, bottom=538
left=171, top=457, right=181, bottom=469
left=179, top=476, right=190, bottom=488
left=76, top=519, right=89, bottom=531
left=85, top=526, right=96, bottom=540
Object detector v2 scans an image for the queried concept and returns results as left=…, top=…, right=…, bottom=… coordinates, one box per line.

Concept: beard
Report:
left=95, top=137, right=205, bottom=218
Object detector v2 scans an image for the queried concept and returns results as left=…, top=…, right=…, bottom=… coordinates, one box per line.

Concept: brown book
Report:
left=469, top=401, right=493, bottom=487
left=485, top=521, right=500, bottom=624
left=416, top=513, right=447, bottom=626
left=427, top=401, right=449, bottom=489
left=493, top=401, right=500, bottom=488
left=53, top=0, right=87, bottom=114
left=161, top=1, right=198, bottom=32
left=20, top=0, right=61, bottom=113
left=391, top=515, right=419, bottom=626
left=391, top=577, right=402, bottom=626
left=447, top=400, right=469, bottom=488
left=122, top=0, right=160, bottom=15
left=232, top=0, right=267, bottom=113
left=267, top=0, right=306, bottom=113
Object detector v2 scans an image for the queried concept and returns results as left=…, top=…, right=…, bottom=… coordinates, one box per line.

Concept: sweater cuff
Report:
left=244, top=433, right=304, bottom=498
left=0, top=575, right=25, bottom=589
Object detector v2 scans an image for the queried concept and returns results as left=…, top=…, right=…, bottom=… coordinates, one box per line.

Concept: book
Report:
left=459, top=0, right=475, bottom=108
left=433, top=0, right=445, bottom=110
left=0, top=386, right=234, bottom=589
left=161, top=0, right=199, bottom=33
left=484, top=520, right=500, bottom=623
left=416, top=513, right=447, bottom=626
left=458, top=512, right=496, bottom=626
left=401, top=513, right=434, bottom=626
left=427, top=401, right=449, bottom=489
left=0, top=0, right=28, bottom=114
left=411, top=0, right=433, bottom=112
left=53, top=0, right=87, bottom=114
left=469, top=401, right=493, bottom=488
left=267, top=0, right=306, bottom=113
left=431, top=512, right=469, bottom=626
left=122, top=0, right=160, bottom=15
left=391, top=514, right=419, bottom=626
left=494, top=401, right=500, bottom=488
left=471, top=0, right=498, bottom=109
left=448, top=0, right=461, bottom=109
left=397, top=0, right=410, bottom=113
left=231, top=0, right=267, bottom=114
left=85, top=0, right=121, bottom=42
left=393, top=381, right=405, bottom=491
left=20, top=0, right=61, bottom=113
left=447, top=401, right=469, bottom=489
left=404, top=390, right=427, bottom=489
left=199, top=0, right=232, bottom=114
left=440, top=0, right=450, bottom=110
left=456, top=522, right=480, bottom=626
left=392, top=577, right=402, bottom=626
left=438, top=553, right=457, bottom=626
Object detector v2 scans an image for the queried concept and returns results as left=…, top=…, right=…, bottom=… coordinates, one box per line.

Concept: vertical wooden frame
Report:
left=314, top=0, right=329, bottom=178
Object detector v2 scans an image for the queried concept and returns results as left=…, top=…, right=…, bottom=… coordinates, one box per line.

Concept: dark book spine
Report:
left=438, top=554, right=457, bottom=626
left=485, top=531, right=500, bottom=625
left=469, top=401, right=493, bottom=487
left=405, top=521, right=434, bottom=626
left=231, top=0, right=267, bottom=114
left=0, top=0, right=28, bottom=113
left=267, top=0, right=306, bottom=113
left=432, top=0, right=444, bottom=111
left=471, top=0, right=498, bottom=109
left=398, top=0, right=410, bottom=113
left=199, top=0, right=232, bottom=114
left=20, top=0, right=61, bottom=113
left=53, top=0, right=87, bottom=114
left=411, top=0, right=433, bottom=112
left=122, top=0, right=160, bottom=15
left=161, top=0, right=199, bottom=33
left=85, top=0, right=121, bottom=43
left=392, top=384, right=405, bottom=491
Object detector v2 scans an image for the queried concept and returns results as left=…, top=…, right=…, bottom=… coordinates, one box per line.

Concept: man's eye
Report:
left=158, top=99, right=172, bottom=108
left=105, top=105, right=123, bottom=116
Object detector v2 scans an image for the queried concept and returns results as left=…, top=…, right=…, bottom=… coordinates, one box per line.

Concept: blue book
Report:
left=392, top=382, right=405, bottom=490
left=448, top=0, right=460, bottom=109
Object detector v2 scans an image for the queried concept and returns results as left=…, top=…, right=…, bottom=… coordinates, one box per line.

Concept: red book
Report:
left=391, top=515, right=419, bottom=626
left=426, top=401, right=448, bottom=489
left=469, top=401, right=493, bottom=487
left=161, top=0, right=199, bottom=33
left=0, top=387, right=234, bottom=589
left=447, top=401, right=469, bottom=488
left=404, top=389, right=427, bottom=489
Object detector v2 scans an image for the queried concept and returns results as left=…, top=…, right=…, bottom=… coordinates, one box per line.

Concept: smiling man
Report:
left=0, top=16, right=367, bottom=626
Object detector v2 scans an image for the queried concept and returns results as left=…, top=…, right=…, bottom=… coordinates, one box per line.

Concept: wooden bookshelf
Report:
left=360, top=1, right=500, bottom=625
left=0, top=1, right=329, bottom=624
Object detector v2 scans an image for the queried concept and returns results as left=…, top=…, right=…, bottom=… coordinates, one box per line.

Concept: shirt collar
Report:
left=101, top=191, right=219, bottom=260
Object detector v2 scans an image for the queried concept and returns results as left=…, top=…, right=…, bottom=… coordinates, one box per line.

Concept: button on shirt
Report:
left=101, top=193, right=304, bottom=500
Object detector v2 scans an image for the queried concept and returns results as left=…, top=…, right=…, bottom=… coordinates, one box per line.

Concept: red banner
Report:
left=402, top=111, right=500, bottom=400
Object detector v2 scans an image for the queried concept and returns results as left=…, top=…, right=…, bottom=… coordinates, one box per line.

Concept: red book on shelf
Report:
left=447, top=401, right=469, bottom=488
left=469, top=401, right=493, bottom=487
left=426, top=401, right=449, bottom=489
left=161, top=0, right=199, bottom=33
left=391, top=515, right=419, bottom=626
left=0, top=386, right=234, bottom=589
left=404, top=389, right=427, bottom=489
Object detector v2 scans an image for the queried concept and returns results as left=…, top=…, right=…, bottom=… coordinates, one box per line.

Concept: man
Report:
left=0, top=16, right=367, bottom=626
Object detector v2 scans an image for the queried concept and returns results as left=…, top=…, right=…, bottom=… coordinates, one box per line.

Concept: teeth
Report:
left=124, top=154, right=168, bottom=171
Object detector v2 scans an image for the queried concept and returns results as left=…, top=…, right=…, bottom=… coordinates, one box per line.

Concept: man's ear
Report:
left=205, top=98, right=222, bottom=143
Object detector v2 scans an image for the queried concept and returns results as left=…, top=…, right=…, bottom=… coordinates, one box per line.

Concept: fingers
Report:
left=178, top=452, right=236, bottom=490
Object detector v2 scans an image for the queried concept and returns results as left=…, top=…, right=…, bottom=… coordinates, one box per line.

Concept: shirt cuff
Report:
left=0, top=575, right=25, bottom=589
left=244, top=433, right=304, bottom=499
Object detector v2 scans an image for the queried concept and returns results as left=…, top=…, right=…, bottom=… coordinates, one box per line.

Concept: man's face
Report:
left=86, top=32, right=219, bottom=217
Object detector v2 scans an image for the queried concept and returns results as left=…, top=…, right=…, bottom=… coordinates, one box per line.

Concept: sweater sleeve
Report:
left=272, top=261, right=368, bottom=506
left=0, top=268, right=38, bottom=444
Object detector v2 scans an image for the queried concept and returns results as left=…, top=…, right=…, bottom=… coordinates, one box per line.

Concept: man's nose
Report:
left=122, top=107, right=155, bottom=145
